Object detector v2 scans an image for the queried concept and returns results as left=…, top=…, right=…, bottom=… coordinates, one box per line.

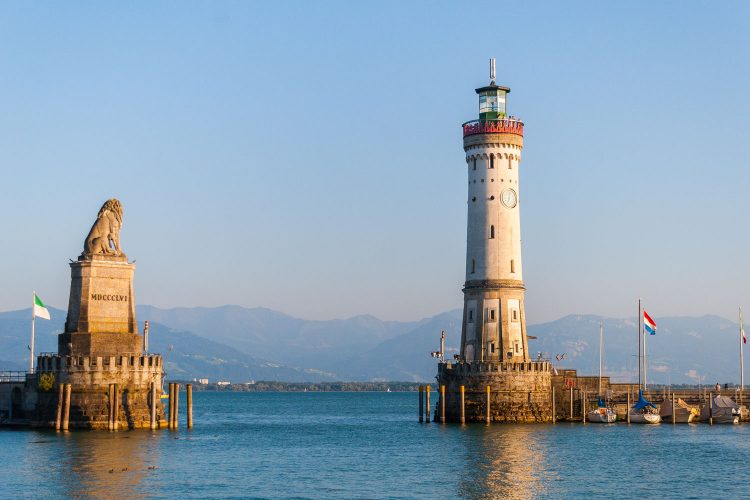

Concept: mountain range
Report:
left=0, top=305, right=744, bottom=384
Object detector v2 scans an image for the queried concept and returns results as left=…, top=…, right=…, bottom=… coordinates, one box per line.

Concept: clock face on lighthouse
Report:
left=501, top=189, right=517, bottom=208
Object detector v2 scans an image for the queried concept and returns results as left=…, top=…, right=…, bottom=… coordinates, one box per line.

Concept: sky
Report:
left=0, top=1, right=749, bottom=323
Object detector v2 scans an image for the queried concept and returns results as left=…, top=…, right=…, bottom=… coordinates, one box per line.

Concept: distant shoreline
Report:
left=171, top=381, right=432, bottom=392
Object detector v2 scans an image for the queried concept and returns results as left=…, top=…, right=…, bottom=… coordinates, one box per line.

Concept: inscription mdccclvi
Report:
left=90, top=293, right=129, bottom=302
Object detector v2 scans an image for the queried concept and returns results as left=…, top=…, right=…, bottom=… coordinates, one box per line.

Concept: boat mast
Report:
left=740, top=307, right=745, bottom=396
left=599, top=321, right=603, bottom=397
left=638, top=298, right=642, bottom=391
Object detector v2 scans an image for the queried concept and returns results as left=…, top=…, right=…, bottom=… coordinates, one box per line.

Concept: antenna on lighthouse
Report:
left=489, top=57, right=496, bottom=85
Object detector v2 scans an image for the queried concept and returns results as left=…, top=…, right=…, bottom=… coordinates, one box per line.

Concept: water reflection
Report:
left=57, top=431, right=163, bottom=499
left=457, top=425, right=556, bottom=499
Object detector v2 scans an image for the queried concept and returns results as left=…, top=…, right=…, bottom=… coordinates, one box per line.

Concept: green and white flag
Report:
left=33, top=293, right=50, bottom=320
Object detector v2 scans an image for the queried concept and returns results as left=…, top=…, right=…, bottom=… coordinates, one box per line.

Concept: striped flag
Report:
left=33, top=293, right=50, bottom=320
left=643, top=310, right=656, bottom=335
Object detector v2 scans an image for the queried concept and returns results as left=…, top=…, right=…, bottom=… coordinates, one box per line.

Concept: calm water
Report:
left=2, top=391, right=750, bottom=499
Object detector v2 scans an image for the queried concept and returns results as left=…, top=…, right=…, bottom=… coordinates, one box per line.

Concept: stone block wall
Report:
left=33, top=354, right=165, bottom=429
left=437, top=361, right=552, bottom=423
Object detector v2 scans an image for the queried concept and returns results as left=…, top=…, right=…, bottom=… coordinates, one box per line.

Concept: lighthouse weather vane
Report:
left=490, top=57, right=496, bottom=84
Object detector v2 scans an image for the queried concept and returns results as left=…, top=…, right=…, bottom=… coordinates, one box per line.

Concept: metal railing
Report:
left=462, top=118, right=524, bottom=138
left=0, top=371, right=28, bottom=383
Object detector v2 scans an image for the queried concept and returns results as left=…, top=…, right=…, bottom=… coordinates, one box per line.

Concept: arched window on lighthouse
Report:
left=473, top=157, right=477, bottom=170
left=489, top=225, right=495, bottom=239
left=471, top=259, right=475, bottom=274
left=510, top=259, right=515, bottom=273
left=490, top=154, right=495, bottom=169
left=508, top=157, right=513, bottom=169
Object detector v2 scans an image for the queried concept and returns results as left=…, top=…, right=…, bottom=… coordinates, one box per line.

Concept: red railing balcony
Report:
left=462, top=118, right=524, bottom=138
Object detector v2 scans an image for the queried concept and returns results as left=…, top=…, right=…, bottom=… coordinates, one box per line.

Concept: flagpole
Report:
left=30, top=291, right=36, bottom=374
left=644, top=312, right=648, bottom=392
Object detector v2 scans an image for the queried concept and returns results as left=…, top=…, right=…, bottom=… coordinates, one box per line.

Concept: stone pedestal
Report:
left=437, top=361, right=552, bottom=423
left=33, top=354, right=165, bottom=430
left=59, top=255, right=140, bottom=357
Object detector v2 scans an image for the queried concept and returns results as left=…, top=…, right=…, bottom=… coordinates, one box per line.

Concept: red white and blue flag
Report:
left=644, top=310, right=657, bottom=335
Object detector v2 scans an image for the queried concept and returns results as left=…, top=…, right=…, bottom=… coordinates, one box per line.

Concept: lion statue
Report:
left=82, top=199, right=126, bottom=258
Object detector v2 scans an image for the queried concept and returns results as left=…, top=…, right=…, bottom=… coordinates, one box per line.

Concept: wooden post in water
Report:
left=569, top=387, right=573, bottom=420
left=551, top=386, right=556, bottom=424
left=627, top=391, right=631, bottom=424
left=55, top=383, right=64, bottom=431
left=187, top=384, right=193, bottom=429
left=582, top=391, right=586, bottom=424
left=418, top=386, right=424, bottom=423
left=440, top=385, right=446, bottom=424
left=486, top=385, right=491, bottom=424
left=150, top=381, right=157, bottom=430
left=425, top=385, right=431, bottom=423
left=460, top=385, right=465, bottom=424
left=113, top=383, right=120, bottom=431
left=168, top=383, right=174, bottom=429
left=672, top=393, right=676, bottom=425
left=108, top=383, right=114, bottom=431
left=174, top=384, right=179, bottom=429
left=709, top=392, right=713, bottom=425
left=62, top=383, right=71, bottom=432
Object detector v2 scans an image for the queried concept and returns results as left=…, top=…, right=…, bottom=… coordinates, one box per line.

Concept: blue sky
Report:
left=1, top=1, right=748, bottom=322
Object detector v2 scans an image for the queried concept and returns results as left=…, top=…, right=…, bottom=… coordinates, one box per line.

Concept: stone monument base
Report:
left=437, top=361, right=553, bottom=423
left=57, top=332, right=142, bottom=357
left=32, top=353, right=165, bottom=430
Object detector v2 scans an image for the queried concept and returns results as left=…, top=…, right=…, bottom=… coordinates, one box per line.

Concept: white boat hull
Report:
left=630, top=412, right=661, bottom=424
left=587, top=409, right=617, bottom=423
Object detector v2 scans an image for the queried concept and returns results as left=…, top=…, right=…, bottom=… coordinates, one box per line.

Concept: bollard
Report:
left=709, top=392, right=713, bottom=425
left=582, top=391, right=586, bottom=424
left=150, top=382, right=157, bottom=430
left=113, top=383, right=120, bottom=431
left=187, top=384, right=193, bottom=429
left=627, top=391, right=631, bottom=424
left=460, top=385, right=465, bottom=424
left=62, top=383, right=71, bottom=432
left=425, top=385, right=431, bottom=423
left=55, top=383, right=64, bottom=431
left=440, top=385, right=446, bottom=424
left=418, top=385, right=424, bottom=423
left=672, top=393, right=676, bottom=425
left=168, top=383, right=174, bottom=429
left=486, top=385, right=491, bottom=424
left=552, top=386, right=556, bottom=424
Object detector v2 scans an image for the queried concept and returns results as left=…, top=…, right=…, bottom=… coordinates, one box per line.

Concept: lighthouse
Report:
left=435, top=60, right=551, bottom=423
left=461, top=58, right=528, bottom=364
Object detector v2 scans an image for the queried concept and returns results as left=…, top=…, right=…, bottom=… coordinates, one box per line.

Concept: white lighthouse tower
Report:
left=461, top=59, right=528, bottom=364
left=435, top=60, right=551, bottom=423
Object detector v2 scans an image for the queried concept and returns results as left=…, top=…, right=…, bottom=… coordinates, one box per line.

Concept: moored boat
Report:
left=587, top=324, right=617, bottom=423
left=588, top=401, right=617, bottom=423
left=630, top=390, right=661, bottom=424
left=700, top=395, right=740, bottom=424
left=660, top=397, right=699, bottom=423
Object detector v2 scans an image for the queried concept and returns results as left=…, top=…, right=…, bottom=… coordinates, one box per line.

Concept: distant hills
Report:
left=0, top=305, right=744, bottom=384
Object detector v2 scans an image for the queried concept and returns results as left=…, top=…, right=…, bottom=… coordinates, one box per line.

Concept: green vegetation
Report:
left=38, top=372, right=55, bottom=392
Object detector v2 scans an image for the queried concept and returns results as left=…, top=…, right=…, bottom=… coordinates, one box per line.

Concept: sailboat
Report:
left=587, top=322, right=616, bottom=423
left=630, top=390, right=661, bottom=424
left=629, top=300, right=661, bottom=424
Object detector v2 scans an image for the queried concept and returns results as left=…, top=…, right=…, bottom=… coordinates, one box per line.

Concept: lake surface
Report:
left=2, top=391, right=750, bottom=499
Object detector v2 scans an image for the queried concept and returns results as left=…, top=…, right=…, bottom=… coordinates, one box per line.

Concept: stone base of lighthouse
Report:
left=436, top=361, right=553, bottom=423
